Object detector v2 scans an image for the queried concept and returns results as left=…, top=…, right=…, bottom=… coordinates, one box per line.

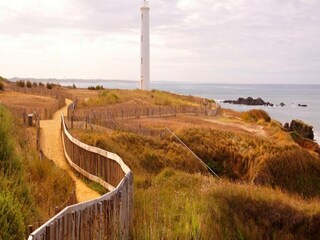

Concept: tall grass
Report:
left=71, top=122, right=320, bottom=239
left=0, top=105, right=74, bottom=239
left=137, top=168, right=320, bottom=239
left=178, top=127, right=320, bottom=197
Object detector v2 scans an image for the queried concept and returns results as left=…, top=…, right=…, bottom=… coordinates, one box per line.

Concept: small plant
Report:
left=26, top=80, right=32, bottom=88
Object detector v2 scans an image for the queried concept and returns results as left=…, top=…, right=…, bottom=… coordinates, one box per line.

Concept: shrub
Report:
left=72, top=83, right=77, bottom=89
left=88, top=85, right=104, bottom=90
left=16, top=80, right=25, bottom=87
left=39, top=82, right=44, bottom=87
left=0, top=192, right=25, bottom=240
left=26, top=80, right=32, bottom=88
left=46, top=82, right=53, bottom=89
left=96, top=85, right=104, bottom=90
left=0, top=81, right=4, bottom=91
left=32, top=82, right=38, bottom=87
left=241, top=109, right=271, bottom=123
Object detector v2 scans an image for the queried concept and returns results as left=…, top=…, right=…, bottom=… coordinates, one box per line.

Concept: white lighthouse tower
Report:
left=140, top=0, right=150, bottom=90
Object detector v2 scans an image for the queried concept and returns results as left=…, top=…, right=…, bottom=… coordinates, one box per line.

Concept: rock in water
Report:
left=223, top=97, right=274, bottom=106
left=298, top=104, right=308, bottom=107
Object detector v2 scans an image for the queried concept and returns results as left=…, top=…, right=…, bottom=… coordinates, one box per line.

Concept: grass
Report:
left=178, top=127, right=320, bottom=198
left=0, top=104, right=74, bottom=238
left=73, top=170, right=108, bottom=195
left=241, top=109, right=271, bottom=123
left=72, top=129, right=206, bottom=175
left=71, top=125, right=320, bottom=238
left=77, top=89, right=214, bottom=108
left=136, top=168, right=320, bottom=239
left=82, top=90, right=121, bottom=107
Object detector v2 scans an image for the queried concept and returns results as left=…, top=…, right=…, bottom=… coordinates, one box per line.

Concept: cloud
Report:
left=0, top=0, right=319, bottom=83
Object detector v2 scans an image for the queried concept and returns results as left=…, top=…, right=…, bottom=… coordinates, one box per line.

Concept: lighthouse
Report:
left=140, top=1, right=150, bottom=90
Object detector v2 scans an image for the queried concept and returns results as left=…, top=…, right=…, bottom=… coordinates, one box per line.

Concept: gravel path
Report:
left=40, top=99, right=100, bottom=202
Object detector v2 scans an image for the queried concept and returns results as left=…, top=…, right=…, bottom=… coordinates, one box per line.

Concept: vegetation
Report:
left=73, top=130, right=205, bottom=175
left=78, top=89, right=213, bottom=108
left=134, top=168, right=320, bottom=239
left=46, top=82, right=53, bottom=89
left=178, top=127, right=320, bottom=197
left=88, top=85, right=104, bottom=90
left=241, top=109, right=271, bottom=123
left=16, top=80, right=25, bottom=88
left=82, top=90, right=121, bottom=107
left=0, top=81, right=4, bottom=91
left=0, top=105, right=35, bottom=238
left=0, top=76, right=7, bottom=82
left=72, top=111, right=320, bottom=239
left=0, top=105, right=74, bottom=238
left=26, top=80, right=32, bottom=88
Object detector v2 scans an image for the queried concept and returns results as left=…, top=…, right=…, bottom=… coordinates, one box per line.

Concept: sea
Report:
left=50, top=79, right=320, bottom=143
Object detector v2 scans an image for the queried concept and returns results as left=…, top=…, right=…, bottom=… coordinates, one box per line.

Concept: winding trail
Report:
left=40, top=99, right=100, bottom=202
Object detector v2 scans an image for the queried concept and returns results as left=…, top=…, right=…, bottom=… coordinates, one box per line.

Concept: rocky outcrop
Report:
left=223, top=97, right=274, bottom=107
left=284, top=119, right=314, bottom=140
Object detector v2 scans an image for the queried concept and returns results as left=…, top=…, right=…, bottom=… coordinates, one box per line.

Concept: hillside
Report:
left=66, top=88, right=320, bottom=239
left=2, top=85, right=320, bottom=239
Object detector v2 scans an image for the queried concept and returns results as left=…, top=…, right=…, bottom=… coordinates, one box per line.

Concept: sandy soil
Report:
left=40, top=99, right=100, bottom=202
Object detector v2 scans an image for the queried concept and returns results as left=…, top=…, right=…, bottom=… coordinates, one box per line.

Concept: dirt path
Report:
left=40, top=99, right=100, bottom=202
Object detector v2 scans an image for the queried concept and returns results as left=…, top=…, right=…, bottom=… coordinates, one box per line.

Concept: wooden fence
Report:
left=27, top=114, right=133, bottom=240
left=69, top=104, right=220, bottom=130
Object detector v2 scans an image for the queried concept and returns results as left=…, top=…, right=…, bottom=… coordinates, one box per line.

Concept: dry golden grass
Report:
left=0, top=90, right=61, bottom=119
left=75, top=89, right=213, bottom=109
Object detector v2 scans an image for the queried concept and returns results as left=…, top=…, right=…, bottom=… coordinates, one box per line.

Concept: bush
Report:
left=39, top=82, right=44, bottom=87
left=16, top=80, right=25, bottom=87
left=96, top=85, right=104, bottom=90
left=0, top=193, right=25, bottom=240
left=32, top=82, right=38, bottom=87
left=26, top=80, right=32, bottom=88
left=46, top=82, right=53, bottom=89
left=0, top=81, right=4, bottom=91
left=241, top=109, right=271, bottom=123
left=88, top=85, right=104, bottom=90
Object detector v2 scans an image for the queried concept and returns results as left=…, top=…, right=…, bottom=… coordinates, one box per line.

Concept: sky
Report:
left=0, top=0, right=319, bottom=84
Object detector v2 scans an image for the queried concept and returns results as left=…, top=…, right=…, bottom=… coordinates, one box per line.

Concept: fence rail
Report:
left=28, top=113, right=133, bottom=240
